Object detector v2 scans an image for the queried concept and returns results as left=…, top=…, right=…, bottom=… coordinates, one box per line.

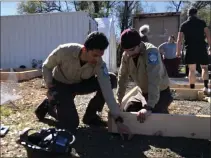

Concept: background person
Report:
left=159, top=35, right=180, bottom=77
left=37, top=31, right=131, bottom=137
left=176, top=7, right=211, bottom=93
left=117, top=28, right=173, bottom=123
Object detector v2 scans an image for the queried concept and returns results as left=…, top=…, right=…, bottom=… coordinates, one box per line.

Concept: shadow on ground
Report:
left=73, top=127, right=211, bottom=158
left=39, top=119, right=211, bottom=158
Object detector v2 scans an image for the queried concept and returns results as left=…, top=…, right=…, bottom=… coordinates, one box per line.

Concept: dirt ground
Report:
left=1, top=78, right=211, bottom=158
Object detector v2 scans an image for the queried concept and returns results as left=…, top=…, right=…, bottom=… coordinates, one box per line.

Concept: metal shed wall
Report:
left=133, top=12, right=180, bottom=47
left=1, top=11, right=98, bottom=68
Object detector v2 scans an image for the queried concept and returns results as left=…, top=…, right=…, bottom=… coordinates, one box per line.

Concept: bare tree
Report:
left=17, top=1, right=73, bottom=14
left=193, top=1, right=211, bottom=10
left=166, top=1, right=183, bottom=12
left=116, top=1, right=143, bottom=66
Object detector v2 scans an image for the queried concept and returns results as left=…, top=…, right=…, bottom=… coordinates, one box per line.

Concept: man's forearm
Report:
left=176, top=41, right=182, bottom=54
left=42, top=66, right=53, bottom=88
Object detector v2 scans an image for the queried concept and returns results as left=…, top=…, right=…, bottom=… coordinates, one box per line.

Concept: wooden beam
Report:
left=108, top=86, right=211, bottom=140
left=171, top=88, right=203, bottom=100
left=170, top=78, right=204, bottom=89
left=108, top=112, right=211, bottom=140
left=0, top=69, right=42, bottom=82
left=170, top=83, right=204, bottom=89
left=170, top=77, right=204, bottom=83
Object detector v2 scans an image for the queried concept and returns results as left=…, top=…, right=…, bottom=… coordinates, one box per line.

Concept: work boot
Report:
left=35, top=99, right=49, bottom=121
left=82, top=112, right=107, bottom=127
left=47, top=105, right=58, bottom=120
left=35, top=99, right=58, bottom=121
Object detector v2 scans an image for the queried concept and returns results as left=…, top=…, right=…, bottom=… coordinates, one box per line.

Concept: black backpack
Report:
left=17, top=128, right=76, bottom=158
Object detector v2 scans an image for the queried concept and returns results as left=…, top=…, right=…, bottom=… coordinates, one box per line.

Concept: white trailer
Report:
left=95, top=18, right=117, bottom=72
left=1, top=11, right=98, bottom=69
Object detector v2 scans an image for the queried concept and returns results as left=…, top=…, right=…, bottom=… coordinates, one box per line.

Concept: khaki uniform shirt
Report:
left=116, top=42, right=170, bottom=108
left=42, top=43, right=120, bottom=116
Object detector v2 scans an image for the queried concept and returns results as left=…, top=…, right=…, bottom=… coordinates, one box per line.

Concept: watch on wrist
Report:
left=114, top=116, right=124, bottom=124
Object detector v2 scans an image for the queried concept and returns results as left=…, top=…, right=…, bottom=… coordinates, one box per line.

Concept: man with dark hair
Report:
left=35, top=31, right=131, bottom=136
left=117, top=28, right=173, bottom=123
left=176, top=7, right=211, bottom=93
left=159, top=35, right=180, bottom=77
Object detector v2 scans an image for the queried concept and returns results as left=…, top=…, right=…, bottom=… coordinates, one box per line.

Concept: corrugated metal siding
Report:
left=1, top=11, right=97, bottom=68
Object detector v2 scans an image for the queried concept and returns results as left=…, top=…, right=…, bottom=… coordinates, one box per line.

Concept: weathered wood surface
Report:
left=108, top=112, right=211, bottom=140
left=170, top=78, right=205, bottom=89
left=108, top=85, right=211, bottom=140
left=0, top=69, right=42, bottom=81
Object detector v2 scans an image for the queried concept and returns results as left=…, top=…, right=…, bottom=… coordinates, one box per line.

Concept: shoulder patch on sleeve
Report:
left=101, top=63, right=109, bottom=76
left=148, top=51, right=159, bottom=65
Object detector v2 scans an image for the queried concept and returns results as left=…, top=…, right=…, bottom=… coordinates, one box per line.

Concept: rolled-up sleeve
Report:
left=96, top=62, right=120, bottom=117
left=146, top=48, right=162, bottom=108
left=42, top=45, right=62, bottom=86
left=116, top=53, right=129, bottom=103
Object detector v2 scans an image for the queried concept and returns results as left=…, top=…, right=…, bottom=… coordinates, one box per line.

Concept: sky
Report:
left=0, top=1, right=174, bottom=37
left=1, top=1, right=171, bottom=16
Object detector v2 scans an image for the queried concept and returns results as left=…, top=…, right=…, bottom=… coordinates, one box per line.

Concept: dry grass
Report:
left=0, top=78, right=210, bottom=158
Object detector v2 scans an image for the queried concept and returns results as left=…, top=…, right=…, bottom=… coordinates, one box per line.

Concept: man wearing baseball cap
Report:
left=117, top=28, right=173, bottom=122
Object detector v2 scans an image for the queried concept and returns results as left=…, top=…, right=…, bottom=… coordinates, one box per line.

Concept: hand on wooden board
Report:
left=137, top=109, right=152, bottom=123
left=116, top=122, right=133, bottom=141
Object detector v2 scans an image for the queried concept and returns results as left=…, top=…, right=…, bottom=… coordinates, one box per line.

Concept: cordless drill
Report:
left=35, top=88, right=59, bottom=120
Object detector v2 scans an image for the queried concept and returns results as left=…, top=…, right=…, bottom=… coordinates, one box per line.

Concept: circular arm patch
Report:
left=148, top=52, right=159, bottom=65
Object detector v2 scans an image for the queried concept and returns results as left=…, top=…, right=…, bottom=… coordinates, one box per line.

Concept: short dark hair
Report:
left=84, top=31, right=109, bottom=51
left=188, top=7, right=197, bottom=16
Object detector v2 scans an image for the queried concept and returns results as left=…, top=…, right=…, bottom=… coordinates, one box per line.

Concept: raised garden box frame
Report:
left=0, top=68, right=42, bottom=82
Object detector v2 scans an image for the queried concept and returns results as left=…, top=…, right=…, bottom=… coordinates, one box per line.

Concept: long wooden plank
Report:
left=108, top=86, right=211, bottom=140
left=170, top=83, right=204, bottom=89
left=170, top=79, right=205, bottom=89
left=170, top=77, right=204, bottom=83
left=0, top=69, right=42, bottom=81
left=108, top=112, right=211, bottom=140
left=171, top=88, right=202, bottom=100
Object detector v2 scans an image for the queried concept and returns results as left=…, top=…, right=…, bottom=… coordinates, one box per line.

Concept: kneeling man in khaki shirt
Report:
left=117, top=28, right=173, bottom=123
left=35, top=31, right=131, bottom=136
